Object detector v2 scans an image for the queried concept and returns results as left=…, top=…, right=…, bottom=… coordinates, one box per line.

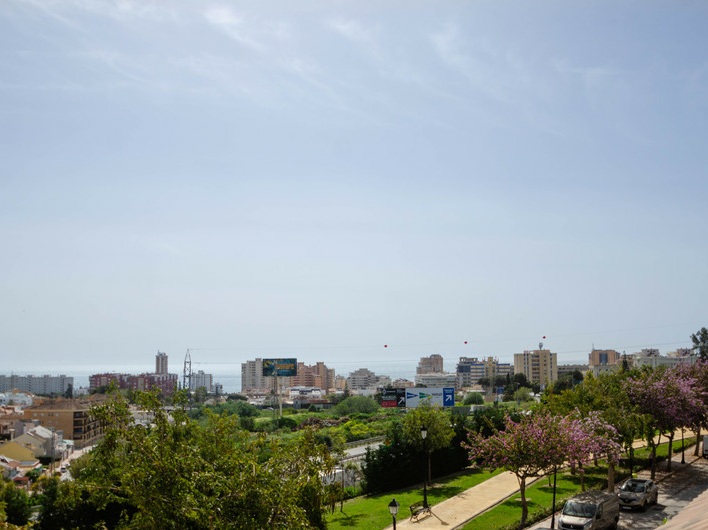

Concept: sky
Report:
left=2, top=0, right=708, bottom=377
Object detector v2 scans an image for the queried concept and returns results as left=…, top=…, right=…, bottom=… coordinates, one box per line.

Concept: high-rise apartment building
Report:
left=0, top=374, right=74, bottom=396
left=456, top=357, right=512, bottom=389
left=416, top=354, right=443, bottom=374
left=290, top=362, right=335, bottom=392
left=155, top=351, right=169, bottom=374
left=191, top=370, right=213, bottom=393
left=241, top=358, right=268, bottom=393
left=514, top=349, right=557, bottom=387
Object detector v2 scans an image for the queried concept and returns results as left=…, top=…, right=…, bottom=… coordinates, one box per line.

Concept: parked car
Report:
left=558, top=491, right=620, bottom=530
left=617, top=478, right=658, bottom=511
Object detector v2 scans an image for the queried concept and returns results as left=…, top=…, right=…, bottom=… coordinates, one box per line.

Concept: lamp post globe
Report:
left=388, top=498, right=400, bottom=530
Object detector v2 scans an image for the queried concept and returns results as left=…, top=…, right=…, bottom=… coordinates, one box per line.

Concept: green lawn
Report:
left=325, top=468, right=502, bottom=530
left=327, top=438, right=696, bottom=530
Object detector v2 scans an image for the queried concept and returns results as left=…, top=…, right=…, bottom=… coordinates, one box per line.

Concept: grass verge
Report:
left=325, top=468, right=502, bottom=530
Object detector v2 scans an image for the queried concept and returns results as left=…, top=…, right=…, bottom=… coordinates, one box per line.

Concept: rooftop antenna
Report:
left=183, top=349, right=192, bottom=391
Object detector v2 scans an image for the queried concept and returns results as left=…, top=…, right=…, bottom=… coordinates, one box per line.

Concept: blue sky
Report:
left=1, top=1, right=707, bottom=376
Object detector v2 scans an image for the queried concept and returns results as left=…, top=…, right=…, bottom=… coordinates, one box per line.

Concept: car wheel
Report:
left=640, top=500, right=647, bottom=512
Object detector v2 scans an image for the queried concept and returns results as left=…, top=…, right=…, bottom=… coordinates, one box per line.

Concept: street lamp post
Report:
left=550, top=466, right=558, bottom=529
left=388, top=498, right=400, bottom=530
left=681, top=428, right=686, bottom=464
left=421, top=425, right=428, bottom=508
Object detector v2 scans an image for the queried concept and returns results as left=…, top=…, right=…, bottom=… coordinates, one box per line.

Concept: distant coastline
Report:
left=4, top=357, right=590, bottom=394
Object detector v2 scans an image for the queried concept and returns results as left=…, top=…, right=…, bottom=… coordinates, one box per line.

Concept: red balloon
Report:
left=464, top=341, right=468, bottom=344
left=384, top=344, right=388, bottom=348
left=543, top=336, right=546, bottom=339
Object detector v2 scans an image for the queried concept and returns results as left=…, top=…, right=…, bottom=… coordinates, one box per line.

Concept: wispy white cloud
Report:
left=430, top=21, right=511, bottom=104
left=327, top=17, right=374, bottom=48
left=203, top=6, right=265, bottom=52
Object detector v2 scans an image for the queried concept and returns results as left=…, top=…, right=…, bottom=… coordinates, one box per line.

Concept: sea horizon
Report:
left=3, top=356, right=588, bottom=395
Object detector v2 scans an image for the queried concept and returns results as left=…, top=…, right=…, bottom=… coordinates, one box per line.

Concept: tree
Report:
left=333, top=395, right=380, bottom=415
left=673, top=361, right=708, bottom=456
left=467, top=405, right=519, bottom=438
left=193, top=386, right=208, bottom=404
left=544, top=370, right=644, bottom=480
left=561, top=411, right=623, bottom=492
left=477, top=377, right=491, bottom=393
left=466, top=411, right=566, bottom=529
left=42, top=389, right=336, bottom=529
left=512, top=373, right=531, bottom=389
left=625, top=366, right=703, bottom=476
left=362, top=420, right=418, bottom=494
left=402, top=401, right=455, bottom=485
left=0, top=480, right=32, bottom=526
left=691, top=327, right=708, bottom=360
left=462, top=392, right=484, bottom=405
left=513, top=387, right=533, bottom=404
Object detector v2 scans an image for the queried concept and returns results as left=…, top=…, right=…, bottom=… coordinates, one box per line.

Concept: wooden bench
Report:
left=409, top=502, right=431, bottom=522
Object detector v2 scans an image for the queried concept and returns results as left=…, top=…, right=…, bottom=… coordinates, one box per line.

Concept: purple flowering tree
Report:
left=465, top=411, right=566, bottom=529
left=626, top=366, right=705, bottom=476
left=561, top=411, right=623, bottom=492
left=670, top=361, right=708, bottom=457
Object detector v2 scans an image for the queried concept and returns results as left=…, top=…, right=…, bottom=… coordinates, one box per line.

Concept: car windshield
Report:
left=621, top=481, right=645, bottom=493
left=562, top=501, right=596, bottom=518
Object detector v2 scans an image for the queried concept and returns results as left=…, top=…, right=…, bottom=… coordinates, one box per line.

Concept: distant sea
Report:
left=11, top=360, right=430, bottom=395
left=11, top=357, right=587, bottom=394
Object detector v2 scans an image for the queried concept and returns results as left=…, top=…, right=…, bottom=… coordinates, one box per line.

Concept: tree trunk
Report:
left=650, top=444, right=656, bottom=480
left=518, top=478, right=528, bottom=530
left=607, top=461, right=615, bottom=493
left=694, top=427, right=701, bottom=457
left=666, top=432, right=675, bottom=472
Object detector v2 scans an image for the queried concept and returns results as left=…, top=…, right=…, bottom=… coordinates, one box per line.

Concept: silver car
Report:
left=618, top=478, right=658, bottom=511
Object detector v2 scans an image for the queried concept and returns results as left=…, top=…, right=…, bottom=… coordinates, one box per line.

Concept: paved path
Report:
left=387, top=471, right=540, bottom=530
left=385, top=430, right=696, bottom=530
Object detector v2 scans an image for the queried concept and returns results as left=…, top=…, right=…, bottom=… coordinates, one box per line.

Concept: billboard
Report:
left=262, top=358, right=298, bottom=377
left=381, top=388, right=407, bottom=408
left=405, top=387, right=455, bottom=408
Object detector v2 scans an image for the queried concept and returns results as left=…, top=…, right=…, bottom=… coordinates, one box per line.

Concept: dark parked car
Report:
left=618, top=478, right=658, bottom=511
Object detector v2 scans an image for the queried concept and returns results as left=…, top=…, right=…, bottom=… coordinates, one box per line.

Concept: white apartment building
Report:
left=190, top=370, right=213, bottom=393
left=632, top=350, right=698, bottom=369
left=414, top=373, right=457, bottom=388
left=0, top=375, right=74, bottom=396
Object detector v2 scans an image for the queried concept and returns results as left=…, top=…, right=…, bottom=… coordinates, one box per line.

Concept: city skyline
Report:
left=2, top=2, right=707, bottom=371
left=1, top=341, right=694, bottom=379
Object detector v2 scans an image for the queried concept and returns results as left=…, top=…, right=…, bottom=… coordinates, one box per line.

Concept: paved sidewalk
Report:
left=384, top=430, right=694, bottom=530
left=386, top=471, right=540, bottom=530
